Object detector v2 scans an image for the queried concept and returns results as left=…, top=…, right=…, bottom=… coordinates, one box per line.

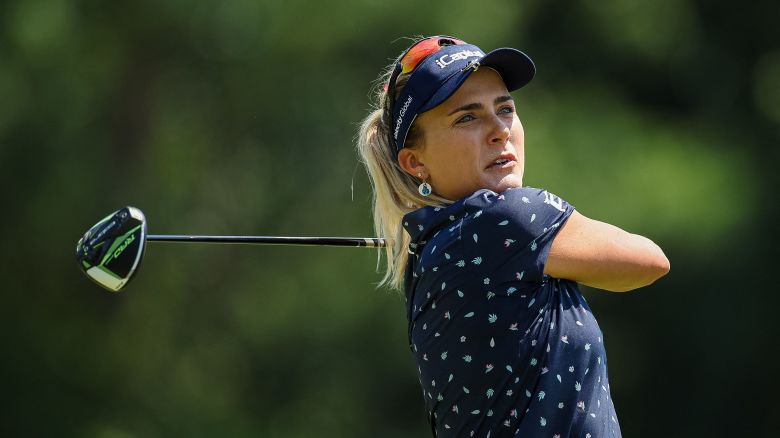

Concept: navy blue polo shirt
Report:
left=402, top=187, right=622, bottom=438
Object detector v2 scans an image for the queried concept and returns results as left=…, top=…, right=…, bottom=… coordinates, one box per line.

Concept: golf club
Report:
left=76, top=206, right=386, bottom=292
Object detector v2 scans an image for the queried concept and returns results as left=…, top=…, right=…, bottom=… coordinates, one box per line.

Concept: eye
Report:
left=498, top=105, right=515, bottom=115
left=455, top=114, right=476, bottom=124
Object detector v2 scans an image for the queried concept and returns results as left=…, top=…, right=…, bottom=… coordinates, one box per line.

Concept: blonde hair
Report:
left=356, top=49, right=452, bottom=291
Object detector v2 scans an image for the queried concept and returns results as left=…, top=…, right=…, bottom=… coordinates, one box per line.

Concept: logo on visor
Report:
left=434, top=50, right=484, bottom=69
left=394, top=95, right=413, bottom=140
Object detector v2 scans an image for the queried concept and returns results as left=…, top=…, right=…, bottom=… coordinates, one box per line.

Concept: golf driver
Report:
left=76, top=206, right=386, bottom=292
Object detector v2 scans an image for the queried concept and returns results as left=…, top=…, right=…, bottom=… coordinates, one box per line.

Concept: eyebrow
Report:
left=447, top=95, right=514, bottom=116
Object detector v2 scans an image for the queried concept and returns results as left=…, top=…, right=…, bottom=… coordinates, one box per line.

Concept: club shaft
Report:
left=147, top=234, right=387, bottom=248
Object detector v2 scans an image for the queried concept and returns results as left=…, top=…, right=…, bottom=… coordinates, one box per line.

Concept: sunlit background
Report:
left=2, top=0, right=778, bottom=436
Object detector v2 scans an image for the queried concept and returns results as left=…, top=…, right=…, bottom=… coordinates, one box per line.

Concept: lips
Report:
left=486, top=153, right=518, bottom=169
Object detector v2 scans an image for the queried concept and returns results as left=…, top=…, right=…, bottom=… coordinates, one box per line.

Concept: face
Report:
left=398, top=68, right=526, bottom=201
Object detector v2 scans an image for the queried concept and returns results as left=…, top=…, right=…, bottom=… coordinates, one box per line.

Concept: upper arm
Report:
left=544, top=211, right=670, bottom=292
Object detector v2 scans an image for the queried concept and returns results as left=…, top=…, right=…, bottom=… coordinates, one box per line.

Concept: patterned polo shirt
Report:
left=402, top=187, right=622, bottom=438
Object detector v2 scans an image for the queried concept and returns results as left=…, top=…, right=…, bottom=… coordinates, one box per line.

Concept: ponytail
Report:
left=356, top=56, right=451, bottom=290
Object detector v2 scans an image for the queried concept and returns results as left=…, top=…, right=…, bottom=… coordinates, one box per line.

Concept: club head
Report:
left=76, top=206, right=147, bottom=292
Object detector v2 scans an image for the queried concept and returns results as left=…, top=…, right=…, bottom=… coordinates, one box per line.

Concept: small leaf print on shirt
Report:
left=498, top=220, right=509, bottom=226
left=504, top=239, right=515, bottom=247
left=530, top=213, right=536, bottom=223
left=473, top=233, right=478, bottom=243
left=472, top=257, right=482, bottom=265
left=488, top=314, right=497, bottom=323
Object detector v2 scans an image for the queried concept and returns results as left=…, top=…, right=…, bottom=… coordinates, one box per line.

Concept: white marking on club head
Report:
left=86, top=266, right=125, bottom=292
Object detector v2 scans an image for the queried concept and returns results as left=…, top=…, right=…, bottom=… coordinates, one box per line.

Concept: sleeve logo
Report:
left=543, top=191, right=566, bottom=212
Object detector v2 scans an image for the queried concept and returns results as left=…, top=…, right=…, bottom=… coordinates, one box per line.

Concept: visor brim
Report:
left=418, top=47, right=535, bottom=114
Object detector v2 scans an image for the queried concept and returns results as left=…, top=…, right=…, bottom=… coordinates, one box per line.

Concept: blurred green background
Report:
left=2, top=0, right=778, bottom=436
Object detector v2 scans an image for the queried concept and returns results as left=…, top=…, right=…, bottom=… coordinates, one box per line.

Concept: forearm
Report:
left=545, top=212, right=670, bottom=292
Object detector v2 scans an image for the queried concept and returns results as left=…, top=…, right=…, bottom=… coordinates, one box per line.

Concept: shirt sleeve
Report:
left=461, top=187, right=575, bottom=283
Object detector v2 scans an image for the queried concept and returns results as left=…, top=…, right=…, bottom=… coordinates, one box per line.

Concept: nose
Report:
left=488, top=115, right=511, bottom=145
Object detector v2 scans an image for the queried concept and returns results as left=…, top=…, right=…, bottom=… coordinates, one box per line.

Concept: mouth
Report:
left=486, top=154, right=517, bottom=170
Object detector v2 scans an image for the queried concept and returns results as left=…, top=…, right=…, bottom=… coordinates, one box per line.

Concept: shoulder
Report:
left=460, top=186, right=575, bottom=252
left=459, top=187, right=576, bottom=282
left=462, top=187, right=570, bottom=218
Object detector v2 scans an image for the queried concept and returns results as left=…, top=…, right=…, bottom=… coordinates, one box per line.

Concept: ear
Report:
left=397, top=148, right=427, bottom=179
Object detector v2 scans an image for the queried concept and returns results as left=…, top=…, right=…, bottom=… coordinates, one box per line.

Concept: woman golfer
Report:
left=357, top=36, right=669, bottom=437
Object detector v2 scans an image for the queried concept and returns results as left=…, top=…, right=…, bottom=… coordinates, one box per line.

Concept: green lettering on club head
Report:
left=101, top=225, right=142, bottom=266
left=112, top=233, right=136, bottom=260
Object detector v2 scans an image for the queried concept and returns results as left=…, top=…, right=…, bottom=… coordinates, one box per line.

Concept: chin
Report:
left=492, top=174, right=524, bottom=193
